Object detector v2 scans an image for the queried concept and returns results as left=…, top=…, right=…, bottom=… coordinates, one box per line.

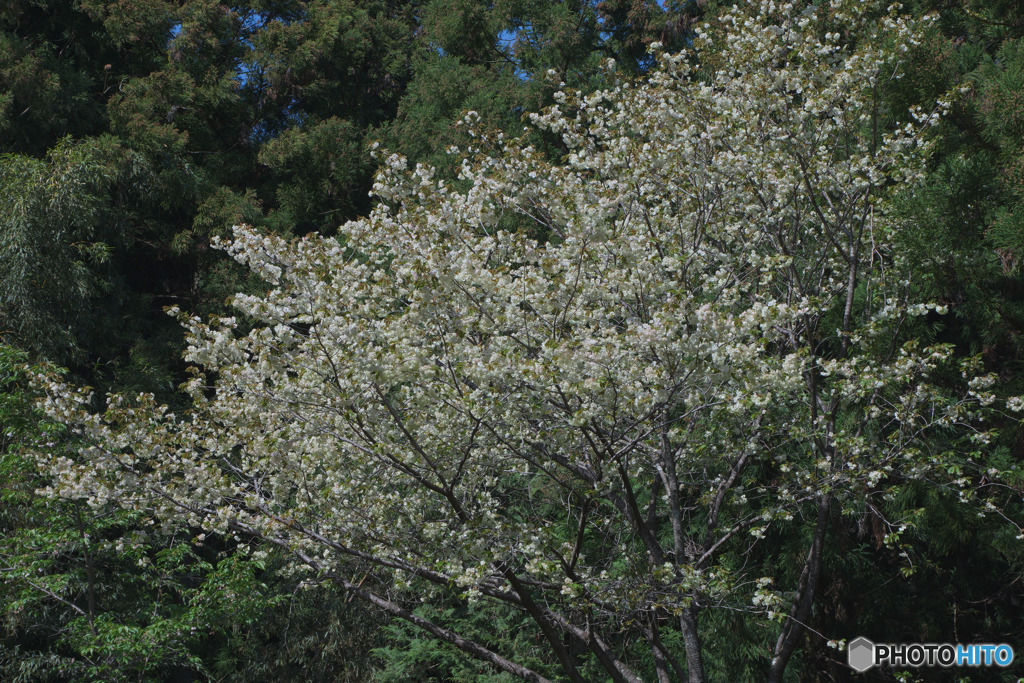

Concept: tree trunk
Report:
left=680, top=604, right=706, bottom=683
left=768, top=495, right=830, bottom=683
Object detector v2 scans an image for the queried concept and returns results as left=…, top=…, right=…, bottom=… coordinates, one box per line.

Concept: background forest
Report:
left=2, top=0, right=1024, bottom=681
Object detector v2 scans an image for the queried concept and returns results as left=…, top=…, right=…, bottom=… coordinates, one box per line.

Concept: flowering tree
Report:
left=34, top=1, right=1006, bottom=680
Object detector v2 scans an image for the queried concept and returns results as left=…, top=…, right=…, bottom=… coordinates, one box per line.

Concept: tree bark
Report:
left=680, top=604, right=705, bottom=683
left=768, top=495, right=830, bottom=683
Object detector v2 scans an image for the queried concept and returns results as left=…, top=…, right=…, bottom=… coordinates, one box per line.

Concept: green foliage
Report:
left=0, top=347, right=278, bottom=681
left=382, top=0, right=702, bottom=174
left=0, top=138, right=137, bottom=362
left=210, top=573, right=388, bottom=682
left=259, top=117, right=372, bottom=235
left=860, top=6, right=1024, bottom=677
left=893, top=0, right=1024, bottom=363
left=373, top=601, right=552, bottom=683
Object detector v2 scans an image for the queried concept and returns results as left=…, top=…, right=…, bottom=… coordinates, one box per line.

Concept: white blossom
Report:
left=28, top=2, right=1008, bottom=680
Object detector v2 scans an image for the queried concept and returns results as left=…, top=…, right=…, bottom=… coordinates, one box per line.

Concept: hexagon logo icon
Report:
left=848, top=637, right=875, bottom=672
